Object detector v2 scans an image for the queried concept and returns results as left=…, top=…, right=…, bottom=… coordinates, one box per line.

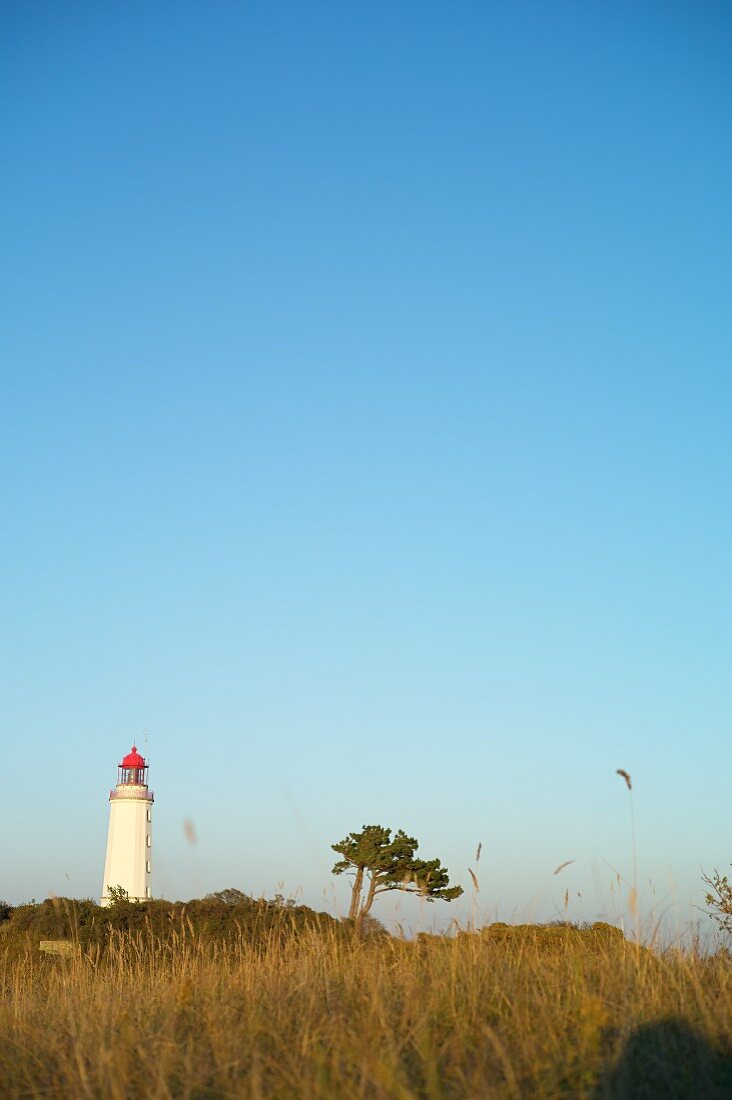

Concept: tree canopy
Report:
left=332, top=824, right=463, bottom=922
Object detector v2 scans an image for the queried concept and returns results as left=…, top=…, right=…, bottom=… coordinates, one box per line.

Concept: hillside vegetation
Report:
left=3, top=892, right=342, bottom=955
left=0, top=899, right=731, bottom=1098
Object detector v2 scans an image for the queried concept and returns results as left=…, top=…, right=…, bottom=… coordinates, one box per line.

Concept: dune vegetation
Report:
left=0, top=897, right=731, bottom=1098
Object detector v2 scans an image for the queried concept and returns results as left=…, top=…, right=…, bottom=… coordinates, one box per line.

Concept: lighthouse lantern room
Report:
left=101, top=745, right=154, bottom=905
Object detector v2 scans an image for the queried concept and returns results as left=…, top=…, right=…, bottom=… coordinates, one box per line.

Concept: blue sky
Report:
left=2, top=2, right=731, bottom=935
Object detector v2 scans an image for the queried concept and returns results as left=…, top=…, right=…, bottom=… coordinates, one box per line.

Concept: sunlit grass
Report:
left=1, top=915, right=730, bottom=1098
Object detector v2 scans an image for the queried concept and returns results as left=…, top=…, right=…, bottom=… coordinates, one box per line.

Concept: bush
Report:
left=478, top=920, right=627, bottom=952
left=2, top=893, right=344, bottom=957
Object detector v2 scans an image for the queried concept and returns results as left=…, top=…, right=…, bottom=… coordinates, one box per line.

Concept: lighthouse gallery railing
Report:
left=109, top=787, right=154, bottom=801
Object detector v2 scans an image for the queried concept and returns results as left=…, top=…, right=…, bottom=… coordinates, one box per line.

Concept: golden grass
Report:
left=0, top=922, right=730, bottom=1099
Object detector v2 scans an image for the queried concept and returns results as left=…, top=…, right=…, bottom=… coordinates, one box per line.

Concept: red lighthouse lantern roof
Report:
left=121, top=745, right=145, bottom=768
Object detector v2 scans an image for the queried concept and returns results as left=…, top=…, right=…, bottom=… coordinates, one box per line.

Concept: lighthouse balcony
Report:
left=110, top=785, right=154, bottom=802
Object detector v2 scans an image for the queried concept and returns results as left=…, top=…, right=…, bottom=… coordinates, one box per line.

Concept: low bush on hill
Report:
left=2, top=891, right=343, bottom=956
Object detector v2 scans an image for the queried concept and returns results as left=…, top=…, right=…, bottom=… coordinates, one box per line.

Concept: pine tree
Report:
left=332, top=824, right=462, bottom=922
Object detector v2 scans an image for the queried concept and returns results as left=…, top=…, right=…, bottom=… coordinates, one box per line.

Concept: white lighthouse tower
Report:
left=101, top=745, right=154, bottom=905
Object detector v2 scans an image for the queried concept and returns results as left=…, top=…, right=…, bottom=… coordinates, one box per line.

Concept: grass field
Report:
left=1, top=915, right=731, bottom=1098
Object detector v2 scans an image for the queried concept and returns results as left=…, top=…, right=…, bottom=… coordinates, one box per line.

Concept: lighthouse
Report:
left=101, top=745, right=154, bottom=905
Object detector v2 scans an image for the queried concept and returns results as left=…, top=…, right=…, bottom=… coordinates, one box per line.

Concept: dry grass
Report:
left=0, top=921, right=730, bottom=1099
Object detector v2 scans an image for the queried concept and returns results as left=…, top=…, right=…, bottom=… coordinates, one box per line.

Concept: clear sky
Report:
left=2, top=2, right=731, bottom=937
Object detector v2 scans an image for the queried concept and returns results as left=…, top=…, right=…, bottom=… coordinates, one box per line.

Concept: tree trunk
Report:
left=360, top=873, right=378, bottom=917
left=348, top=865, right=364, bottom=921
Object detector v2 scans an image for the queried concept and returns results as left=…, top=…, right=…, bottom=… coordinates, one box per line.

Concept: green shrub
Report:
left=2, top=893, right=344, bottom=957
